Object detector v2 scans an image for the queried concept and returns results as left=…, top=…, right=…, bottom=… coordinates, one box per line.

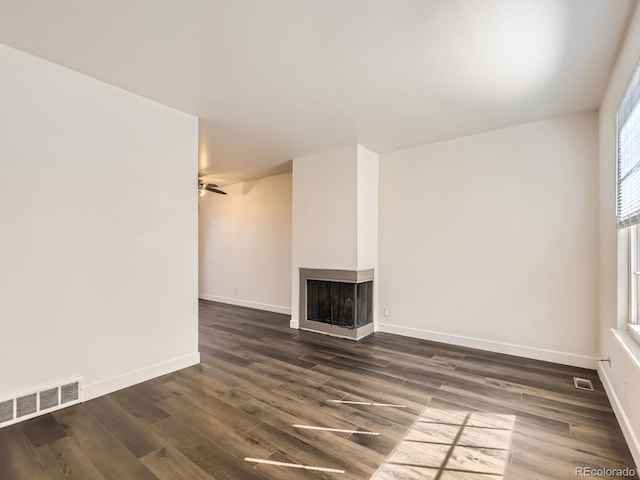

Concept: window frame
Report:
left=629, top=226, right=638, bottom=324
left=629, top=226, right=640, bottom=344
left=617, top=63, right=640, bottom=342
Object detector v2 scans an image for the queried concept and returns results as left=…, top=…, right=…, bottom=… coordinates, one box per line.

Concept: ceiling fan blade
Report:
left=198, top=178, right=219, bottom=187
left=205, top=185, right=227, bottom=195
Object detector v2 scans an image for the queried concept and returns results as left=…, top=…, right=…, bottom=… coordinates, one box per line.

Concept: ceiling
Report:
left=0, top=0, right=635, bottom=185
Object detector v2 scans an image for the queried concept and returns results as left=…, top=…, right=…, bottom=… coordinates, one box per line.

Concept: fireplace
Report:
left=299, top=268, right=374, bottom=340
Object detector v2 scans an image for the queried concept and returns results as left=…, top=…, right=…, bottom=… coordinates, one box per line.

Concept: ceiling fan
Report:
left=198, top=178, right=227, bottom=196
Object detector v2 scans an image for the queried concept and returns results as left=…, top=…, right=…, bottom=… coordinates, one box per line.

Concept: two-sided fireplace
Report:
left=299, top=268, right=374, bottom=340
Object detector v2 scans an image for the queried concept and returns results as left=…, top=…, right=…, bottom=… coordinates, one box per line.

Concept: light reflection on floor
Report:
left=372, top=408, right=516, bottom=480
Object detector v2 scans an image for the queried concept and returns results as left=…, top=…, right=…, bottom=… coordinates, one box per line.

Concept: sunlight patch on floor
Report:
left=372, top=408, right=515, bottom=480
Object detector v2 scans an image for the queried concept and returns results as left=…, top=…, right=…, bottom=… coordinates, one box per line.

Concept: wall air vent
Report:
left=39, top=387, right=59, bottom=410
left=16, top=393, right=37, bottom=418
left=61, top=382, right=79, bottom=404
left=0, top=400, right=13, bottom=424
left=573, top=377, right=594, bottom=391
left=0, top=377, right=82, bottom=429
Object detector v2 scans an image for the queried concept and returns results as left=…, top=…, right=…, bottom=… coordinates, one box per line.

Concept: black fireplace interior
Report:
left=306, top=279, right=373, bottom=328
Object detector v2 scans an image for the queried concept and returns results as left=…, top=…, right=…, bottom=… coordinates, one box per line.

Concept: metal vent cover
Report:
left=61, top=382, right=79, bottom=404
left=39, top=387, right=59, bottom=411
left=573, top=377, right=594, bottom=391
left=16, top=394, right=37, bottom=418
left=0, top=400, right=13, bottom=423
left=0, top=377, right=81, bottom=430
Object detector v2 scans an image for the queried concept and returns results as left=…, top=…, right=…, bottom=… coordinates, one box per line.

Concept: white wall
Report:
left=0, top=44, right=199, bottom=403
left=356, top=145, right=380, bottom=270
left=597, top=4, right=640, bottom=467
left=292, top=146, right=359, bottom=271
left=199, top=173, right=292, bottom=314
left=378, top=113, right=599, bottom=368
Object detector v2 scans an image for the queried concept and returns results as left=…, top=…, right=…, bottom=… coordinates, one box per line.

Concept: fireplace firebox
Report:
left=299, top=268, right=374, bottom=340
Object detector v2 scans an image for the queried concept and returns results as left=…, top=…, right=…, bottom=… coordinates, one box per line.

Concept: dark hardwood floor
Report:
left=0, top=300, right=636, bottom=479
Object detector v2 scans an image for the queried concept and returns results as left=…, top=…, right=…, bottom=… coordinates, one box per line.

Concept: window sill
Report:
left=612, top=327, right=640, bottom=369
left=629, top=324, right=640, bottom=346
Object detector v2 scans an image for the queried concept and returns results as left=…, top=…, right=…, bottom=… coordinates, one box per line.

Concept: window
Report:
left=617, top=65, right=640, bottom=228
left=617, top=63, right=640, bottom=334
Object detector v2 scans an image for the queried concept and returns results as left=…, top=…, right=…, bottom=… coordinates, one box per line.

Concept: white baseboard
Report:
left=598, top=363, right=640, bottom=468
left=290, top=319, right=299, bottom=329
left=377, top=322, right=597, bottom=369
left=83, top=352, right=200, bottom=401
left=199, top=294, right=291, bottom=315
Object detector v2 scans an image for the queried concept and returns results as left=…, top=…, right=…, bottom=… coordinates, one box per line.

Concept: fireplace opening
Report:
left=299, top=268, right=374, bottom=340
left=306, top=279, right=372, bottom=328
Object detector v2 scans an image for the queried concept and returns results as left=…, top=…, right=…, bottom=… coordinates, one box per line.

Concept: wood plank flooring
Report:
left=0, top=300, right=636, bottom=479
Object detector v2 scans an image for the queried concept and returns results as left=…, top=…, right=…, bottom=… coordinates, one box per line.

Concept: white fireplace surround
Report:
left=291, top=145, right=380, bottom=338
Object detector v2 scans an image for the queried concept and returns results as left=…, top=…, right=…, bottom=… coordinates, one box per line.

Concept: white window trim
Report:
left=630, top=225, right=638, bottom=325
left=628, top=226, right=640, bottom=346
left=630, top=323, right=640, bottom=345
